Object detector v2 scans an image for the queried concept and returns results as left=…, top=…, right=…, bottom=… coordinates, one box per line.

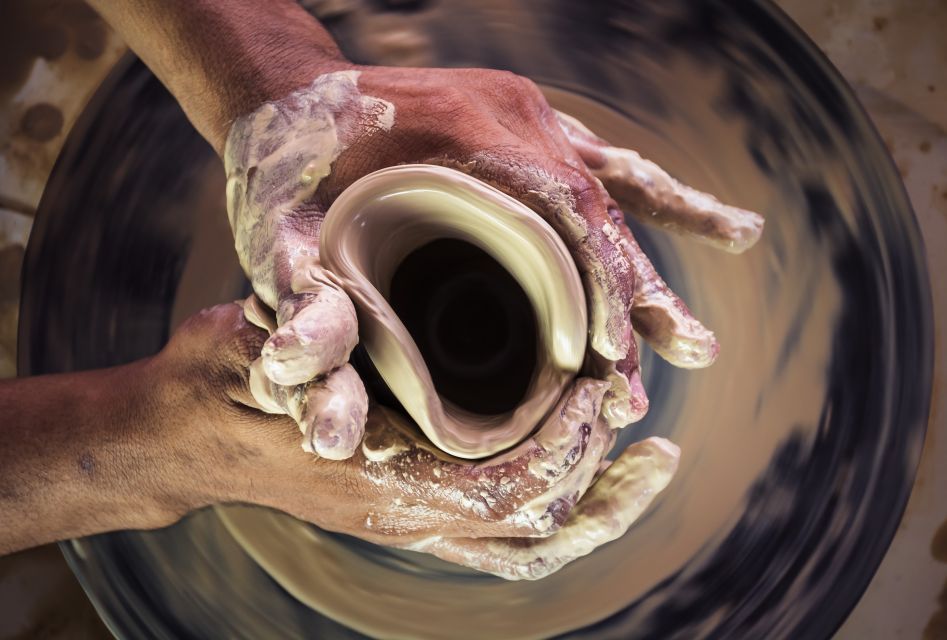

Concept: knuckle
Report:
left=516, top=491, right=578, bottom=537
left=488, top=70, right=543, bottom=100
left=283, top=204, right=326, bottom=232
left=483, top=68, right=520, bottom=90
left=427, top=85, right=479, bottom=119
left=513, top=77, right=547, bottom=112
left=275, top=291, right=314, bottom=324
left=496, top=551, right=553, bottom=581
left=519, top=557, right=553, bottom=580
left=492, top=72, right=550, bottom=120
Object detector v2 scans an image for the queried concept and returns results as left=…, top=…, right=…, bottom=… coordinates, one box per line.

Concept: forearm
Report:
left=87, top=0, right=351, bottom=153
left=0, top=361, right=210, bottom=555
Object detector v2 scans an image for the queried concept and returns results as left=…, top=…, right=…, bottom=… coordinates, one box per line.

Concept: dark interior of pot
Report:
left=18, top=0, right=932, bottom=637
left=389, top=238, right=537, bottom=414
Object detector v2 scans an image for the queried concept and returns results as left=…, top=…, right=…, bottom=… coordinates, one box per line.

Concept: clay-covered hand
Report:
left=346, top=404, right=680, bottom=581
left=554, top=111, right=764, bottom=367
left=162, top=301, right=678, bottom=580
left=224, top=64, right=763, bottom=440
left=224, top=120, right=370, bottom=461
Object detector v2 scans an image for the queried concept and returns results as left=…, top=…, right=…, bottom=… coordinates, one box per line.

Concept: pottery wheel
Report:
left=19, top=0, right=932, bottom=637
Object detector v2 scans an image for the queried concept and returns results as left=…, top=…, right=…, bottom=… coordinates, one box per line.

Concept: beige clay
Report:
left=318, top=164, right=588, bottom=459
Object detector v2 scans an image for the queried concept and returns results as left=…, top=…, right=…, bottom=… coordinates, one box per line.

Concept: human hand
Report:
left=75, top=0, right=755, bottom=579
left=157, top=301, right=678, bottom=580
left=223, top=63, right=764, bottom=439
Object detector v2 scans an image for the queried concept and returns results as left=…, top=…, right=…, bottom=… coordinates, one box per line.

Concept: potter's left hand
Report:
left=0, top=298, right=674, bottom=581
left=85, top=0, right=765, bottom=439
left=220, top=62, right=764, bottom=431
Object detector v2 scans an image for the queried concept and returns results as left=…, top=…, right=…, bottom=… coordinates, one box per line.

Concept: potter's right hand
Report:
left=238, top=355, right=677, bottom=580
left=185, top=301, right=678, bottom=580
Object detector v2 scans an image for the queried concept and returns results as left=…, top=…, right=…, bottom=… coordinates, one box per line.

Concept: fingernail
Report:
left=301, top=368, right=368, bottom=460
left=304, top=412, right=360, bottom=460
left=627, top=369, right=650, bottom=421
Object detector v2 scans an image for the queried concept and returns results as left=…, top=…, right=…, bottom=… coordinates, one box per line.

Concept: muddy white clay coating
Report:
left=224, top=70, right=395, bottom=312
left=224, top=70, right=394, bottom=457
left=318, top=164, right=588, bottom=459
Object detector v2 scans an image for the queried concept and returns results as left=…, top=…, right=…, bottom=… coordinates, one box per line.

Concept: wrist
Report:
left=93, top=359, right=210, bottom=528
left=200, top=42, right=356, bottom=153
left=88, top=0, right=354, bottom=154
left=133, top=356, right=237, bottom=519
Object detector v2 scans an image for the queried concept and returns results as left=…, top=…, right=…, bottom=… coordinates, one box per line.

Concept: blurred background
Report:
left=0, top=0, right=944, bottom=637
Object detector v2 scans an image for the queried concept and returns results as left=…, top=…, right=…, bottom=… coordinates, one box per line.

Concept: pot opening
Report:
left=388, top=238, right=537, bottom=415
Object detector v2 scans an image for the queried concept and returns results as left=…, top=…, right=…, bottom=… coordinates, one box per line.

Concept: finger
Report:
left=262, top=264, right=359, bottom=386
left=610, top=206, right=719, bottom=369
left=299, top=364, right=369, bottom=460
left=486, top=380, right=613, bottom=537
left=355, top=380, right=612, bottom=539
left=494, top=118, right=646, bottom=423
left=419, top=378, right=612, bottom=539
left=451, top=145, right=635, bottom=361
left=566, top=170, right=636, bottom=362
left=553, top=110, right=610, bottom=166
left=527, top=378, right=610, bottom=458
left=588, top=336, right=649, bottom=428
left=594, top=458, right=613, bottom=482
left=411, top=436, right=680, bottom=580
left=244, top=296, right=368, bottom=460
left=556, top=111, right=764, bottom=253
left=249, top=359, right=368, bottom=458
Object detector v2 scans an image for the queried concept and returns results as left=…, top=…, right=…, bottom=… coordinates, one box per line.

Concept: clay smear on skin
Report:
left=223, top=72, right=392, bottom=442
left=347, top=380, right=663, bottom=560
left=556, top=110, right=764, bottom=254
left=412, top=436, right=679, bottom=581
left=224, top=70, right=395, bottom=308
left=427, top=154, right=634, bottom=364
left=224, top=76, right=687, bottom=582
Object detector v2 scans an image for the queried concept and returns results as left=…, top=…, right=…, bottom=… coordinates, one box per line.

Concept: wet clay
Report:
left=318, top=164, right=588, bottom=458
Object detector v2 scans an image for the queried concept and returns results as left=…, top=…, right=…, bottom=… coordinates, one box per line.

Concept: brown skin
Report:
left=0, top=310, right=237, bottom=556
left=224, top=64, right=642, bottom=456
left=85, top=0, right=759, bottom=444
left=154, top=304, right=614, bottom=544
left=0, top=0, right=762, bottom=576
left=83, top=0, right=351, bottom=152
left=0, top=304, right=616, bottom=575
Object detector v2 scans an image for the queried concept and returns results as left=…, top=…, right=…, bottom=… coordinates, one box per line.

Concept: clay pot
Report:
left=320, top=165, right=587, bottom=458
